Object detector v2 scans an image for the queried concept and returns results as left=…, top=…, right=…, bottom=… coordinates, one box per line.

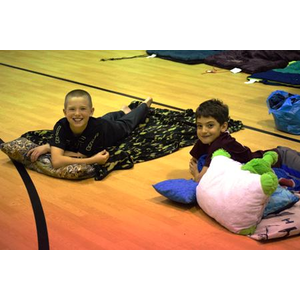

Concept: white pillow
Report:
left=196, top=155, right=269, bottom=235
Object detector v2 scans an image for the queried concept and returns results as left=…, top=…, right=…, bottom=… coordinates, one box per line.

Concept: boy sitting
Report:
left=189, top=99, right=300, bottom=182
left=27, top=89, right=152, bottom=168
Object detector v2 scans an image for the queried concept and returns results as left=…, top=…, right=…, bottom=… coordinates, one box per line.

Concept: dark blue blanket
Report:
left=146, top=50, right=224, bottom=64
left=273, top=168, right=300, bottom=191
left=248, top=61, right=300, bottom=88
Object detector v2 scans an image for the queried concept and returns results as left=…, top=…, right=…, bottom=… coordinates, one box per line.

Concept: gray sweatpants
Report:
left=277, top=146, right=300, bottom=178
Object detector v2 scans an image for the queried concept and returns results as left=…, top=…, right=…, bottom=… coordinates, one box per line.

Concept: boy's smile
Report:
left=196, top=116, right=227, bottom=145
left=63, top=96, right=94, bottom=134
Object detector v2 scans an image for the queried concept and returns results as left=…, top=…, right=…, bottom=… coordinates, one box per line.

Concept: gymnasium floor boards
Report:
left=1, top=50, right=300, bottom=250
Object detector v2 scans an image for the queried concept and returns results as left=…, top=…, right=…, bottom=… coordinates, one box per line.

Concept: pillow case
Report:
left=0, top=137, right=96, bottom=180
left=153, top=179, right=198, bottom=204
left=196, top=155, right=269, bottom=235
left=249, top=201, right=300, bottom=241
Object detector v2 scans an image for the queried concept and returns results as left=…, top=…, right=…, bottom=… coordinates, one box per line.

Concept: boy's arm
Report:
left=27, top=143, right=51, bottom=162
left=50, top=146, right=109, bottom=169
left=63, top=151, right=87, bottom=158
left=189, top=157, right=208, bottom=183
left=193, top=166, right=208, bottom=183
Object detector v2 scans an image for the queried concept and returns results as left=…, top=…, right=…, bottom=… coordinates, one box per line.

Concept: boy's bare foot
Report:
left=144, top=97, right=153, bottom=108
left=121, top=105, right=131, bottom=114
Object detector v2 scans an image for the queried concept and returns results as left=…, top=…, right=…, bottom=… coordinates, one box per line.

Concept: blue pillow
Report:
left=153, top=179, right=198, bottom=204
left=263, top=186, right=299, bottom=217
left=197, top=154, right=207, bottom=172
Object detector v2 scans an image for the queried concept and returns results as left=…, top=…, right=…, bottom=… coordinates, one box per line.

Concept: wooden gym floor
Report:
left=1, top=50, right=300, bottom=250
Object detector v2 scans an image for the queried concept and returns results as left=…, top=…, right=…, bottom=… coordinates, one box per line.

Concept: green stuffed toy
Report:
left=212, top=149, right=278, bottom=196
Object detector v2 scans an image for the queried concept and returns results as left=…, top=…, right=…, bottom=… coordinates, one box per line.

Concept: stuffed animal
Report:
left=213, top=149, right=279, bottom=196
left=196, top=149, right=279, bottom=235
left=240, top=150, right=278, bottom=195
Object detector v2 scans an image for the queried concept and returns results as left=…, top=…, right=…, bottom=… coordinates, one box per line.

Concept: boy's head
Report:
left=63, top=89, right=94, bottom=134
left=64, top=89, right=93, bottom=109
left=195, top=99, right=229, bottom=144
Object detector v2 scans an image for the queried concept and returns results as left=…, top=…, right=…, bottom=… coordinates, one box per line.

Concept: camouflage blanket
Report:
left=4, top=102, right=243, bottom=180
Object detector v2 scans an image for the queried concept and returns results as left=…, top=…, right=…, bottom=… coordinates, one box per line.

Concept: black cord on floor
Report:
left=100, top=54, right=150, bottom=61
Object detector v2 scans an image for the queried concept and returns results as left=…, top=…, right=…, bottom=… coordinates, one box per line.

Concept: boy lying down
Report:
left=27, top=89, right=152, bottom=169
left=189, top=99, right=300, bottom=183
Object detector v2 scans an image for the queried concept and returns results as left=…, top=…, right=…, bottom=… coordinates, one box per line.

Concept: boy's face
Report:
left=63, top=96, right=94, bottom=134
left=196, top=116, right=228, bottom=145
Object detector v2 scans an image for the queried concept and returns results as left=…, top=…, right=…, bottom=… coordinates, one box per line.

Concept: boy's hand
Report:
left=190, top=157, right=208, bottom=183
left=27, top=144, right=50, bottom=162
left=93, top=150, right=110, bottom=165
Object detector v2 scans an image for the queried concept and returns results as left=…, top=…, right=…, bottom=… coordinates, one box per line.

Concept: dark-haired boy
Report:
left=189, top=99, right=300, bottom=182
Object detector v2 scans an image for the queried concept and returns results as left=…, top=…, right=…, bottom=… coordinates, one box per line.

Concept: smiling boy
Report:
left=189, top=99, right=284, bottom=182
left=27, top=89, right=152, bottom=169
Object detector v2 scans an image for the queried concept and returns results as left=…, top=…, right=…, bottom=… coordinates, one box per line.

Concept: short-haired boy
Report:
left=27, top=89, right=152, bottom=169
